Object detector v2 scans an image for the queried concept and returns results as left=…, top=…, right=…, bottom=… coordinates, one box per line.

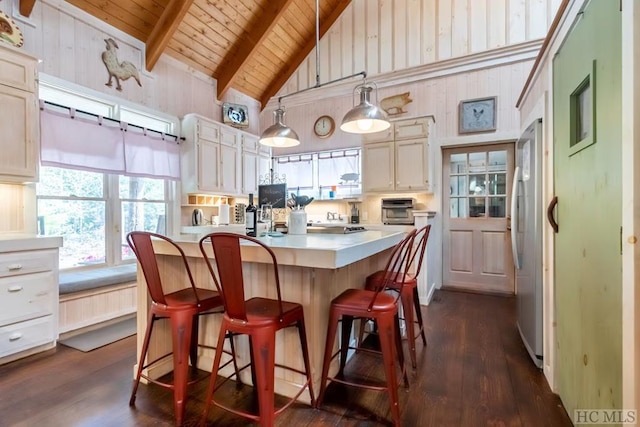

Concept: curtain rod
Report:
left=41, top=100, right=184, bottom=142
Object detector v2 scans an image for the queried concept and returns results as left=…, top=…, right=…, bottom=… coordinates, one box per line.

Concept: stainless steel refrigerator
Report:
left=511, top=119, right=543, bottom=368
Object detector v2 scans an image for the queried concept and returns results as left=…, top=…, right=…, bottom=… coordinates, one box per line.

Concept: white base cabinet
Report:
left=362, top=116, right=434, bottom=193
left=0, top=237, right=62, bottom=365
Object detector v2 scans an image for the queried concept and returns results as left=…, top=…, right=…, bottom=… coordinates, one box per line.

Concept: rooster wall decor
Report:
left=101, top=38, right=141, bottom=91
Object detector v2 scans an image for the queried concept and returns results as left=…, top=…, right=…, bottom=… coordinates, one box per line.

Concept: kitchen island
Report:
left=134, top=230, right=405, bottom=402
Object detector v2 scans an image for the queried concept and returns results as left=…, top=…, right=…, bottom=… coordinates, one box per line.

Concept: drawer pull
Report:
left=7, top=264, right=23, bottom=271
left=9, top=333, right=23, bottom=342
left=8, top=285, right=23, bottom=292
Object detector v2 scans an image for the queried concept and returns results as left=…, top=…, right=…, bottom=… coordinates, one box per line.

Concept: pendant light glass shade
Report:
left=340, top=85, right=390, bottom=134
left=259, top=108, right=300, bottom=147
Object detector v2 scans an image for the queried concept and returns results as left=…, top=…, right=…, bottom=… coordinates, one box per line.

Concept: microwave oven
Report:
left=381, top=198, right=415, bottom=225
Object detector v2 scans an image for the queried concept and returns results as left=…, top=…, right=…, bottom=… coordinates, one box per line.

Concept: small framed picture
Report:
left=458, top=96, right=497, bottom=134
left=222, top=102, right=249, bottom=128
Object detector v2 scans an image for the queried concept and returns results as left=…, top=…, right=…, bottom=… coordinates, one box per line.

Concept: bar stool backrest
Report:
left=409, top=225, right=432, bottom=278
left=368, top=229, right=417, bottom=311
left=199, top=233, right=284, bottom=322
left=127, top=231, right=201, bottom=306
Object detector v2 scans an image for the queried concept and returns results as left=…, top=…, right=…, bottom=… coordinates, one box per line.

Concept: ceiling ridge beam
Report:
left=145, top=0, right=194, bottom=71
left=216, top=0, right=296, bottom=100
left=259, top=0, right=352, bottom=109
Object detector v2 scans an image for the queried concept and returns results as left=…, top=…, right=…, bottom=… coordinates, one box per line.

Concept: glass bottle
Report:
left=245, top=193, right=257, bottom=237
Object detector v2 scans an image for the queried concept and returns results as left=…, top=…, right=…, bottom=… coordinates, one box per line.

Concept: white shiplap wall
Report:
left=264, top=0, right=562, bottom=155
left=287, top=0, right=561, bottom=92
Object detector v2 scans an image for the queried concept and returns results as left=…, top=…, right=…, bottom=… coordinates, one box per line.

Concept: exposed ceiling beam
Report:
left=19, top=0, right=36, bottom=17
left=145, top=0, right=194, bottom=71
left=259, top=0, right=352, bottom=109
left=216, top=0, right=296, bottom=100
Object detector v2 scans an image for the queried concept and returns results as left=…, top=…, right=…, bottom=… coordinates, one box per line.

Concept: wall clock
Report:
left=314, top=115, right=335, bottom=138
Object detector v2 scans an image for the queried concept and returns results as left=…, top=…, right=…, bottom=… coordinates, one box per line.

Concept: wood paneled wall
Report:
left=287, top=0, right=561, bottom=92
left=1, top=0, right=261, bottom=136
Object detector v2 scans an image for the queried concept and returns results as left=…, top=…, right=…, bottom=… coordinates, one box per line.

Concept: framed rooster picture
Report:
left=223, top=102, right=249, bottom=128
left=459, top=96, right=497, bottom=134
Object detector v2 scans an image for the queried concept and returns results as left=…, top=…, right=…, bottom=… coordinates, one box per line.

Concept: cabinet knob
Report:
left=7, top=264, right=22, bottom=271
left=8, top=285, right=23, bottom=292
left=9, top=333, right=22, bottom=342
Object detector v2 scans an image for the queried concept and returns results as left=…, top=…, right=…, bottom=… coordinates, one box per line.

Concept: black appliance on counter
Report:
left=381, top=198, right=415, bottom=225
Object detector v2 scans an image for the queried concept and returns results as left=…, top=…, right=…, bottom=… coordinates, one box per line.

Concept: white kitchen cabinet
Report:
left=181, top=114, right=221, bottom=194
left=362, top=116, right=434, bottom=193
left=0, top=239, right=62, bottom=365
left=220, top=127, right=240, bottom=194
left=0, top=44, right=39, bottom=183
left=241, top=134, right=259, bottom=195
left=258, top=152, right=272, bottom=185
left=182, top=114, right=260, bottom=196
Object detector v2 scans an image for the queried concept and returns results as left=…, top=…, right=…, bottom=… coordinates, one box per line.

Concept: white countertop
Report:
left=160, top=230, right=405, bottom=269
left=0, top=234, right=63, bottom=252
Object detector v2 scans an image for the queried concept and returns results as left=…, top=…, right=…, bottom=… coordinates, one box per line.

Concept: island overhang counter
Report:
left=134, top=230, right=405, bottom=402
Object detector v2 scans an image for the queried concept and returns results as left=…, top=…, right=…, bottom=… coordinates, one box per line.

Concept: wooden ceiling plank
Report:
left=216, top=0, right=296, bottom=99
left=145, top=0, right=195, bottom=71
left=165, top=45, right=216, bottom=76
left=259, top=0, right=352, bottom=108
left=190, top=3, right=245, bottom=47
left=19, top=0, right=36, bottom=17
left=66, top=0, right=152, bottom=40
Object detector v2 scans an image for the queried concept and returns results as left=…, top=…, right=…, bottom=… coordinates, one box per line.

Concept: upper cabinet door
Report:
left=0, top=86, right=38, bottom=182
left=394, top=117, right=429, bottom=140
left=363, top=142, right=394, bottom=192
left=395, top=139, right=429, bottom=191
left=197, top=140, right=220, bottom=192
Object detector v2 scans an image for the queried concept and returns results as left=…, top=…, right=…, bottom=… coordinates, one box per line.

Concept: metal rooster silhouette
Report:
left=101, top=38, right=141, bottom=91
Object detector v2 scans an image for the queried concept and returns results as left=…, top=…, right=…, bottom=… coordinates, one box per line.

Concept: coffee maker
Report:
left=348, top=201, right=360, bottom=224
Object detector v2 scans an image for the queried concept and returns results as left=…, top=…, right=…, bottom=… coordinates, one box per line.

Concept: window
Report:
left=449, top=150, right=508, bottom=218
left=274, top=148, right=361, bottom=199
left=37, top=81, right=176, bottom=270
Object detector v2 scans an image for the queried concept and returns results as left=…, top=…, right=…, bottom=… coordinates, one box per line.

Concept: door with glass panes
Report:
left=442, top=143, right=515, bottom=294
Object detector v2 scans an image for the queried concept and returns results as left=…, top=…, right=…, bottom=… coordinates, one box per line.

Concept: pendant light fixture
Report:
left=259, top=104, right=300, bottom=147
left=340, top=82, right=390, bottom=134
left=259, top=0, right=389, bottom=147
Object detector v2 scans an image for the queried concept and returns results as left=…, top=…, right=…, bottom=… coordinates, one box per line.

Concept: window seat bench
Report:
left=58, top=264, right=138, bottom=335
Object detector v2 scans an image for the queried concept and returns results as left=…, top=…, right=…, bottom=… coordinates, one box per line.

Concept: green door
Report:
left=552, top=0, right=622, bottom=420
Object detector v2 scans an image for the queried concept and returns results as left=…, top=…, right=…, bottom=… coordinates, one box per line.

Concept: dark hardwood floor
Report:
left=0, top=290, right=572, bottom=426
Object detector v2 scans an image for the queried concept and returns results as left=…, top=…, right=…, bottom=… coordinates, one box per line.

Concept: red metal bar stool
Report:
left=127, top=231, right=237, bottom=426
left=316, top=229, right=417, bottom=427
left=198, top=232, right=315, bottom=427
left=359, top=224, right=431, bottom=368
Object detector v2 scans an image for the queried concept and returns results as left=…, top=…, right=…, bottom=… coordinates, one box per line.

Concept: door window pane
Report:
left=469, top=174, right=486, bottom=195
left=450, top=197, right=467, bottom=218
left=488, top=150, right=507, bottom=171
left=469, top=197, right=486, bottom=217
left=488, top=173, right=506, bottom=195
left=450, top=153, right=467, bottom=174
left=450, top=176, right=467, bottom=196
left=469, top=152, right=487, bottom=172
left=489, top=197, right=506, bottom=217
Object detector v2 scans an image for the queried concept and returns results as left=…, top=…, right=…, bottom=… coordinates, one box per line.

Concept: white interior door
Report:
left=442, top=143, right=515, bottom=294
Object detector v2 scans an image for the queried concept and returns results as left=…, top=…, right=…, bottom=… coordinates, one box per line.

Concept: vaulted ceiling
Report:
left=20, top=0, right=351, bottom=108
